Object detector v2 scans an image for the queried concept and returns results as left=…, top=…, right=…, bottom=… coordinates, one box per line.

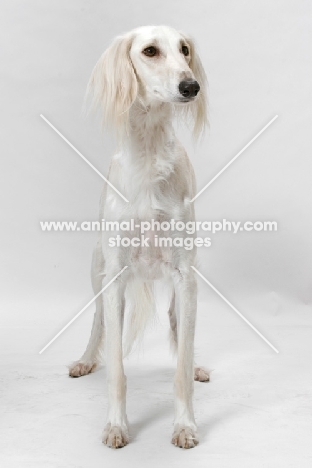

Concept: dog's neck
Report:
left=119, top=99, right=178, bottom=208
left=124, top=99, right=176, bottom=159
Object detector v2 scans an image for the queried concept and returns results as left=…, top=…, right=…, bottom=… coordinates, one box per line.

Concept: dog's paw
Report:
left=194, top=366, right=210, bottom=382
left=172, top=425, right=199, bottom=449
left=68, top=361, right=97, bottom=377
left=102, top=423, right=129, bottom=449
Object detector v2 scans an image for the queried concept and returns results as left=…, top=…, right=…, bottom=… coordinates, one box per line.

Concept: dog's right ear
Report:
left=87, top=34, right=137, bottom=136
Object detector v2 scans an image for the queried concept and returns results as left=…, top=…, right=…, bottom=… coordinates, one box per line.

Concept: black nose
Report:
left=178, top=80, right=200, bottom=98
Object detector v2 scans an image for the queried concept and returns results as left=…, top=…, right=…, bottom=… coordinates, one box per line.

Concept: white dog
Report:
left=69, top=25, right=210, bottom=449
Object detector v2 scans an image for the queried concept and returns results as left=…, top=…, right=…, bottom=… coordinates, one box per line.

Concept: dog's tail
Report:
left=122, top=277, right=156, bottom=358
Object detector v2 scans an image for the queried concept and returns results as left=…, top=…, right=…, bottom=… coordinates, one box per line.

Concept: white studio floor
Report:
left=1, top=293, right=311, bottom=468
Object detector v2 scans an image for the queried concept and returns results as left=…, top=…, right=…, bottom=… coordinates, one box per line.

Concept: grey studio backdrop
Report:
left=1, top=1, right=312, bottom=467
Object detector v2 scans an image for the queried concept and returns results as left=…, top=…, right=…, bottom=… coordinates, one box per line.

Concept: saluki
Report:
left=69, top=25, right=210, bottom=449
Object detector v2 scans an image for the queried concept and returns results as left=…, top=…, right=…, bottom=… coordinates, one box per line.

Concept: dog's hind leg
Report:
left=168, top=289, right=178, bottom=354
left=168, top=289, right=210, bottom=383
left=69, top=240, right=106, bottom=377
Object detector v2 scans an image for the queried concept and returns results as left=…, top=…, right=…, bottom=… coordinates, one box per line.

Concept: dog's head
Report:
left=88, top=25, right=208, bottom=139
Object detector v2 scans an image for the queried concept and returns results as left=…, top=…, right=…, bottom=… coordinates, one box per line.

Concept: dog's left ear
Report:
left=87, top=33, right=138, bottom=137
left=182, top=34, right=208, bottom=139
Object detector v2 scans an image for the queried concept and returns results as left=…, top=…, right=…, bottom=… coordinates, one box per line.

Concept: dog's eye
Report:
left=143, top=46, right=157, bottom=57
left=181, top=45, right=189, bottom=56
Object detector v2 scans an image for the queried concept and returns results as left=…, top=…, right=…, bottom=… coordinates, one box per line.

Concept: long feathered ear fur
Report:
left=87, top=34, right=138, bottom=138
left=177, top=34, right=208, bottom=140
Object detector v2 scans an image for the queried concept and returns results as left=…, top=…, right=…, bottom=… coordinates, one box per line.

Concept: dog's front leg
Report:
left=171, top=268, right=198, bottom=449
left=102, top=276, right=129, bottom=448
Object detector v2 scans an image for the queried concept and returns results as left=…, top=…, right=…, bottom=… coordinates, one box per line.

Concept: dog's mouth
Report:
left=152, top=87, right=197, bottom=104
left=175, top=96, right=196, bottom=104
